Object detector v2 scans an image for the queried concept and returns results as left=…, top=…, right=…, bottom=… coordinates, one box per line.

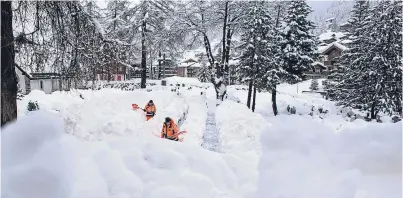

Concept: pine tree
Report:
left=309, top=79, right=319, bottom=91
left=347, top=0, right=370, bottom=34
left=197, top=62, right=211, bottom=83
left=328, top=1, right=370, bottom=99
left=261, top=2, right=289, bottom=116
left=238, top=1, right=272, bottom=111
left=334, top=1, right=402, bottom=118
left=280, top=0, right=318, bottom=84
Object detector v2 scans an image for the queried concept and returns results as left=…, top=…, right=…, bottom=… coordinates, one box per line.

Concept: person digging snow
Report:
left=144, top=100, right=156, bottom=121
left=161, top=117, right=179, bottom=141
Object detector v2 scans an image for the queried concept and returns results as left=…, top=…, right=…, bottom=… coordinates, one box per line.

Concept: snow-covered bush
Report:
left=27, top=100, right=40, bottom=111
left=391, top=115, right=401, bottom=123
left=17, top=88, right=25, bottom=100
left=309, top=79, right=319, bottom=91
left=287, top=105, right=297, bottom=114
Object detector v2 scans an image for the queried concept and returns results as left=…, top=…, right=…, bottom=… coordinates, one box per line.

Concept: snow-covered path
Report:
left=202, top=99, right=221, bottom=152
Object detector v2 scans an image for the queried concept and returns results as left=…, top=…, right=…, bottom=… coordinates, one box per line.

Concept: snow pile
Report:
left=252, top=115, right=402, bottom=198
left=17, top=89, right=85, bottom=116
left=2, top=110, right=74, bottom=198
left=2, top=110, right=248, bottom=198
left=18, top=89, right=190, bottom=141
left=60, top=90, right=189, bottom=140
left=216, top=101, right=269, bottom=197
left=216, top=101, right=266, bottom=154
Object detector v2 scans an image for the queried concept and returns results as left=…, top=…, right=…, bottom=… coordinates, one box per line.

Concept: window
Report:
left=40, top=80, right=43, bottom=89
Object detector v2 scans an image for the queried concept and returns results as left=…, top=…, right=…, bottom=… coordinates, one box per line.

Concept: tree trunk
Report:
left=370, top=101, right=376, bottom=119
left=158, top=51, right=162, bottom=79
left=270, top=5, right=281, bottom=116
left=247, top=80, right=253, bottom=109
left=272, top=84, right=278, bottom=116
left=163, top=53, right=166, bottom=79
left=140, top=20, right=147, bottom=88
left=224, top=28, right=232, bottom=71
left=203, top=34, right=215, bottom=67
left=1, top=1, right=17, bottom=127
left=221, top=1, right=228, bottom=74
left=252, top=85, right=257, bottom=112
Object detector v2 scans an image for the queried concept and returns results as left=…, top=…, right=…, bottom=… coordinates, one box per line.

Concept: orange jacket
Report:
left=144, top=104, right=156, bottom=116
left=161, top=118, right=178, bottom=139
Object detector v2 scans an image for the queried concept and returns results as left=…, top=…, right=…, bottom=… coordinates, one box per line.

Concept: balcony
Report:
left=324, top=60, right=336, bottom=66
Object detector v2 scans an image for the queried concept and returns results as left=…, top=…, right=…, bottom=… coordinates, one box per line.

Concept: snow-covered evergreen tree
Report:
left=309, top=79, right=319, bottom=91
left=280, top=0, right=318, bottom=83
left=238, top=1, right=273, bottom=110
left=334, top=1, right=402, bottom=118
left=327, top=0, right=371, bottom=100
left=197, top=62, right=211, bottom=83
left=347, top=0, right=370, bottom=33
left=260, top=2, right=290, bottom=116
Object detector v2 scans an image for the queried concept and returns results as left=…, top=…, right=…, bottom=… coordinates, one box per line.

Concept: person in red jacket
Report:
left=161, top=117, right=179, bottom=141
left=144, top=100, right=156, bottom=121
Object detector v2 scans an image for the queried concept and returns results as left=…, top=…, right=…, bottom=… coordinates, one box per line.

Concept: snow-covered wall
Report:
left=15, top=66, right=27, bottom=94
left=30, top=79, right=59, bottom=94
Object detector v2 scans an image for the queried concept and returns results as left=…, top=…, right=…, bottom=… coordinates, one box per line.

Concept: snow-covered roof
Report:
left=325, top=18, right=335, bottom=22
left=190, top=63, right=201, bottom=68
left=228, top=59, right=240, bottom=66
left=339, top=22, right=351, bottom=27
left=15, top=64, right=31, bottom=78
left=318, top=45, right=328, bottom=53
left=319, top=31, right=347, bottom=42
left=178, top=62, right=201, bottom=68
left=340, top=39, right=353, bottom=44
left=181, top=57, right=198, bottom=64
left=321, top=42, right=348, bottom=54
left=312, top=61, right=326, bottom=68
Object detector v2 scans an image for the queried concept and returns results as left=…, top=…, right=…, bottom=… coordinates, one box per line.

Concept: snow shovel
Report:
left=174, top=131, right=187, bottom=137
left=176, top=131, right=187, bottom=142
left=132, top=104, right=145, bottom=111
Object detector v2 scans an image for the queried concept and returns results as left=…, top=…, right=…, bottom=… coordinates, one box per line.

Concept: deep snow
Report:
left=2, top=78, right=401, bottom=198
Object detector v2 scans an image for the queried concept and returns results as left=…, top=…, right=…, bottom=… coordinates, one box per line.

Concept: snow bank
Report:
left=19, top=89, right=190, bottom=141
left=2, top=110, right=74, bottom=198
left=180, top=95, right=208, bottom=145
left=2, top=110, right=252, bottom=198
left=216, top=101, right=266, bottom=154
left=252, top=115, right=402, bottom=198
left=215, top=101, right=269, bottom=197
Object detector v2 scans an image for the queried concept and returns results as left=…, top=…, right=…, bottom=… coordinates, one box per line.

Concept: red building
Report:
left=96, top=62, right=130, bottom=81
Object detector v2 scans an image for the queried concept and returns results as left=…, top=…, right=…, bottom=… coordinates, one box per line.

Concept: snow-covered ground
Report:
left=2, top=78, right=401, bottom=198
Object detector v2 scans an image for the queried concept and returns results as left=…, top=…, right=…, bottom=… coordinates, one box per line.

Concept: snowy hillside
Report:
left=2, top=79, right=401, bottom=198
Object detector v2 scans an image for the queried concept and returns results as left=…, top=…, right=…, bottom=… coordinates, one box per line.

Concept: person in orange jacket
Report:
left=161, top=117, right=179, bottom=141
left=144, top=100, right=156, bottom=121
